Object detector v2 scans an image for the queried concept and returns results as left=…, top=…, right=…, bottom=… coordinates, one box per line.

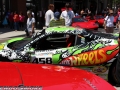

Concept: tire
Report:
left=108, top=60, right=117, bottom=86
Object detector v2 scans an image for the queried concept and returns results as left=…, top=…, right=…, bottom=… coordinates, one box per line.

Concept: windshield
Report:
left=72, top=18, right=87, bottom=22
left=95, top=16, right=104, bottom=19
left=7, top=38, right=32, bottom=50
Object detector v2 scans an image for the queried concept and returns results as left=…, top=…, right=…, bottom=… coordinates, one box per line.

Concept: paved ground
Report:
left=98, top=27, right=119, bottom=33
left=0, top=28, right=40, bottom=38
left=0, top=28, right=40, bottom=42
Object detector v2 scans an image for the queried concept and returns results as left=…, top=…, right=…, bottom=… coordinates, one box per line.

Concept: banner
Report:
left=49, top=19, right=65, bottom=27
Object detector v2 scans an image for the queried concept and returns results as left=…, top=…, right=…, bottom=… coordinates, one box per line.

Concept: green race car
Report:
left=0, top=26, right=119, bottom=84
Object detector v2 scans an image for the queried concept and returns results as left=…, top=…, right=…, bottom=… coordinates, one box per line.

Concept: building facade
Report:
left=0, top=0, right=54, bottom=28
left=53, top=0, right=110, bottom=14
left=0, top=0, right=111, bottom=28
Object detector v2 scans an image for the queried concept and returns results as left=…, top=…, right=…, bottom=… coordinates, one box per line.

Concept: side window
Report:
left=75, top=34, right=94, bottom=46
left=34, top=33, right=76, bottom=50
left=75, top=35, right=85, bottom=45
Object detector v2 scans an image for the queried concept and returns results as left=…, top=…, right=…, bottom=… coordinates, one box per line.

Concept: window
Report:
left=32, top=33, right=93, bottom=50
left=7, top=38, right=32, bottom=50
left=72, top=17, right=87, bottom=23
left=33, top=34, right=76, bottom=50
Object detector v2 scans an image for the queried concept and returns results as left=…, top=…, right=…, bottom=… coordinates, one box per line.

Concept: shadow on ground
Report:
left=0, top=28, right=24, bottom=34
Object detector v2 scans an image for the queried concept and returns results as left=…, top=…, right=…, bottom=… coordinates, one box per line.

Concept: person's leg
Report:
left=14, top=22, right=17, bottom=31
left=21, top=22, right=23, bottom=28
left=16, top=22, right=19, bottom=30
left=10, top=22, right=12, bottom=29
left=25, top=29, right=29, bottom=37
left=19, top=22, right=21, bottom=29
left=12, top=21, right=14, bottom=29
left=109, top=27, right=114, bottom=33
left=22, top=22, right=24, bottom=30
left=29, top=30, right=32, bottom=37
left=105, top=27, right=109, bottom=33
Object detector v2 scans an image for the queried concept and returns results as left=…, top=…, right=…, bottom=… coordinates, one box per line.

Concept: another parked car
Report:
left=0, top=62, right=116, bottom=90
left=72, top=17, right=99, bottom=30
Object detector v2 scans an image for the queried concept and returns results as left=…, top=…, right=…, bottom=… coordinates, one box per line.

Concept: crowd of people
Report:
left=2, top=9, right=36, bottom=37
left=2, top=10, right=25, bottom=31
left=2, top=3, right=120, bottom=37
left=44, top=3, right=120, bottom=34
left=45, top=3, right=75, bottom=27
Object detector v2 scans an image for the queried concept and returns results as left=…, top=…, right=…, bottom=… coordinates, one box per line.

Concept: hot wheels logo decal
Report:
left=59, top=46, right=119, bottom=66
left=60, top=49, right=106, bottom=66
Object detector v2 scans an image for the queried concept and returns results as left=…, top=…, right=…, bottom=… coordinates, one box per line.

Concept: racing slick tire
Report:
left=108, top=60, right=118, bottom=86
left=114, top=53, right=120, bottom=87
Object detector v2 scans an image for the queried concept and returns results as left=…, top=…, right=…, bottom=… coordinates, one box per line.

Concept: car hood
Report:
left=0, top=62, right=115, bottom=90
left=72, top=22, right=95, bottom=26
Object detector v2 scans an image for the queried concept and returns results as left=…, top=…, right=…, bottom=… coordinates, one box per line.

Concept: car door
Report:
left=60, top=38, right=119, bottom=66
left=30, top=33, right=76, bottom=64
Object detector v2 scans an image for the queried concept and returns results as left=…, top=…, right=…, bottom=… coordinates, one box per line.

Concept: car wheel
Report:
left=108, top=60, right=117, bottom=86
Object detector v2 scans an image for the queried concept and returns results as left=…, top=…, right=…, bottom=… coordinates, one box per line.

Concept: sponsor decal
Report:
left=0, top=44, right=4, bottom=50
left=92, top=66, right=107, bottom=74
left=60, top=50, right=107, bottom=66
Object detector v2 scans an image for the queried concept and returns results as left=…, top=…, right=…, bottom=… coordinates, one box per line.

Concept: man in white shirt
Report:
left=45, top=4, right=54, bottom=27
left=60, top=3, right=75, bottom=26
